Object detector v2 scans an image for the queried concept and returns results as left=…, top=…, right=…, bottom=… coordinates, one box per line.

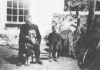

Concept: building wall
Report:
left=0, top=0, right=7, bottom=29
left=29, top=0, right=64, bottom=37
left=0, top=0, right=64, bottom=37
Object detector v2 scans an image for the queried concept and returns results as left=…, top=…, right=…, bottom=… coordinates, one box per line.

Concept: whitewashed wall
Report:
left=0, top=0, right=7, bottom=29
left=0, top=0, right=64, bottom=37
left=29, top=0, right=64, bottom=37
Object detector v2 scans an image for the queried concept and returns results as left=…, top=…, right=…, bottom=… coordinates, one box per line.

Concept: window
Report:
left=7, top=0, right=29, bottom=22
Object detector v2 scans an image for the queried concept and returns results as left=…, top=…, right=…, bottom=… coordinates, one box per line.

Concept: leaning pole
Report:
left=87, top=0, right=97, bottom=34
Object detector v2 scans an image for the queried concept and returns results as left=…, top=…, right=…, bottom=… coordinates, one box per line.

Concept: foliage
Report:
left=64, top=0, right=90, bottom=11
left=0, top=34, right=9, bottom=41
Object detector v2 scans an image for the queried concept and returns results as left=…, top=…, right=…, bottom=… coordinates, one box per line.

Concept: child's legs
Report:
left=25, top=56, right=31, bottom=65
left=53, top=43, right=59, bottom=59
left=49, top=50, right=52, bottom=58
left=49, top=43, right=58, bottom=59
left=49, top=45, right=53, bottom=60
left=52, top=50, right=58, bottom=59
left=26, top=47, right=33, bottom=64
left=27, top=56, right=31, bottom=63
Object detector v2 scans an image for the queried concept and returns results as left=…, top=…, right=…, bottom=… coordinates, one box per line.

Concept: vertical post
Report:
left=87, top=0, right=97, bottom=34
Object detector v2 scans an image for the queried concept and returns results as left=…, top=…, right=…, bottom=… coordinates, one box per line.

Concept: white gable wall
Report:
left=0, top=0, right=7, bottom=29
left=29, top=0, right=64, bottom=37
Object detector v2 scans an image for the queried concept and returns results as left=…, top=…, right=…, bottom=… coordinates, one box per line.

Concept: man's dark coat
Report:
left=18, top=23, right=41, bottom=61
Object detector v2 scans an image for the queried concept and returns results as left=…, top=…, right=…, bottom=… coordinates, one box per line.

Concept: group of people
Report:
left=17, top=14, right=61, bottom=66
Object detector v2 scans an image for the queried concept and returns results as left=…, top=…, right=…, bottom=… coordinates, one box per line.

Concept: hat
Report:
left=25, top=14, right=31, bottom=18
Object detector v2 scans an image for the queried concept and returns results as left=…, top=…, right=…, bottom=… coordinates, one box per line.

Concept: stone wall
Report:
left=45, top=13, right=88, bottom=36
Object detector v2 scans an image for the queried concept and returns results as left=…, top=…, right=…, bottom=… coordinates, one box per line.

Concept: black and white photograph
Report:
left=0, top=0, right=100, bottom=70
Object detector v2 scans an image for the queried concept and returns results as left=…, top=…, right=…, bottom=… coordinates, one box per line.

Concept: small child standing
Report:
left=48, top=26, right=60, bottom=62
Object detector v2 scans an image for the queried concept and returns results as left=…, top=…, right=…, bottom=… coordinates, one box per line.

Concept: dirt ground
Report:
left=0, top=33, right=81, bottom=70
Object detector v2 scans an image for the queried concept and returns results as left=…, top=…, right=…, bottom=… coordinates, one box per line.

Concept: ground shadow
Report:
left=4, top=55, right=49, bottom=65
left=44, top=47, right=75, bottom=59
left=4, top=55, right=18, bottom=65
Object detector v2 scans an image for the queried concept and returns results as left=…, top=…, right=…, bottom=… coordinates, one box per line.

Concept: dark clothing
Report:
left=19, top=23, right=41, bottom=44
left=48, top=32, right=60, bottom=51
left=48, top=32, right=60, bottom=59
left=18, top=22, right=41, bottom=62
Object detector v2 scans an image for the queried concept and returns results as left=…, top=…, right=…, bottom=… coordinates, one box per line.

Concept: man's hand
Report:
left=31, top=37, right=36, bottom=44
left=58, top=41, right=62, bottom=51
left=26, top=36, right=31, bottom=40
left=32, top=40, right=39, bottom=45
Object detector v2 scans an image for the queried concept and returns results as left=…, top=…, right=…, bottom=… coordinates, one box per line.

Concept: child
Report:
left=48, top=26, right=60, bottom=62
left=24, top=29, right=36, bottom=65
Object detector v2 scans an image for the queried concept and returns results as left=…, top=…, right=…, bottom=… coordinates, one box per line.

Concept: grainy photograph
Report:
left=64, top=0, right=100, bottom=11
left=0, top=0, right=100, bottom=70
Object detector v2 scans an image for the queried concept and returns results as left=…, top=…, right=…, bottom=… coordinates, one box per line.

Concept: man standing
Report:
left=17, top=14, right=42, bottom=66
